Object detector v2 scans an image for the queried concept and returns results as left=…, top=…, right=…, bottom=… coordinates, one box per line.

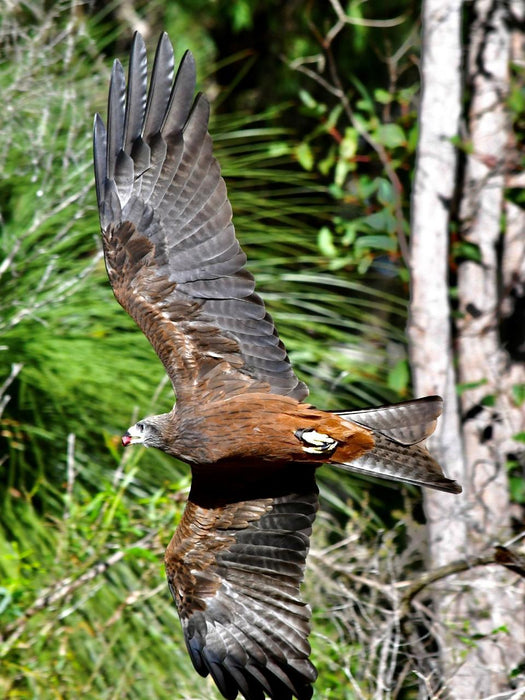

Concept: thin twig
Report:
left=327, top=0, right=406, bottom=31
left=64, top=432, right=76, bottom=519
left=0, top=362, right=23, bottom=420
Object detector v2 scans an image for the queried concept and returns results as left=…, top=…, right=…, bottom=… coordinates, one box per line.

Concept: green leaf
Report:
left=354, top=234, right=397, bottom=253
left=456, top=379, right=488, bottom=394
left=298, top=89, right=327, bottom=117
left=317, top=227, right=338, bottom=258
left=388, top=359, right=409, bottom=394
left=325, top=104, right=343, bottom=131
left=512, top=383, right=525, bottom=406
left=508, top=86, right=525, bottom=113
left=452, top=240, right=482, bottom=262
left=230, top=0, right=253, bottom=31
left=407, top=124, right=419, bottom=152
left=124, top=547, right=160, bottom=563
left=450, top=134, right=474, bottom=154
left=295, top=141, right=314, bottom=171
left=298, top=89, right=318, bottom=109
left=267, top=142, right=290, bottom=157
left=362, top=209, right=398, bottom=233
left=319, top=149, right=336, bottom=175
left=376, top=178, right=394, bottom=205
left=339, top=127, right=358, bottom=160
left=334, top=158, right=354, bottom=187
left=339, top=220, right=357, bottom=246
left=374, top=123, right=406, bottom=149
left=374, top=88, right=392, bottom=104
left=327, top=182, right=345, bottom=199
left=509, top=476, right=525, bottom=503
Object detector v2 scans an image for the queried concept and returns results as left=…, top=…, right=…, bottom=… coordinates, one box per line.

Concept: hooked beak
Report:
left=121, top=422, right=144, bottom=446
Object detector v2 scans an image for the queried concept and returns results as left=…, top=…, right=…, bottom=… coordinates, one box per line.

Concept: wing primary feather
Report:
left=142, top=32, right=175, bottom=141
left=168, top=157, right=219, bottom=228
left=93, top=114, right=107, bottom=208
left=161, top=49, right=197, bottom=137
left=153, top=93, right=210, bottom=214
left=106, top=59, right=126, bottom=180
left=123, top=32, right=148, bottom=155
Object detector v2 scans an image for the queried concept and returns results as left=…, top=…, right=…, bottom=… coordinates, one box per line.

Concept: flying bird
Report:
left=93, top=32, right=461, bottom=700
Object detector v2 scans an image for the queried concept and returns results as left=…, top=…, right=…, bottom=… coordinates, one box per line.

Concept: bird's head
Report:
left=121, top=415, right=168, bottom=449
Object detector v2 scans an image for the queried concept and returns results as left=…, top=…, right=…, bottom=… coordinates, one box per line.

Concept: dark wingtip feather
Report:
left=93, top=113, right=107, bottom=208
left=142, top=31, right=175, bottom=140
left=123, top=32, right=148, bottom=154
left=106, top=58, right=126, bottom=180
left=161, top=49, right=198, bottom=137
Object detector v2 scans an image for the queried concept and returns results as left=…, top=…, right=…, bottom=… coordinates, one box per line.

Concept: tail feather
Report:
left=336, top=396, right=442, bottom=446
left=334, top=433, right=461, bottom=494
left=334, top=396, right=462, bottom=494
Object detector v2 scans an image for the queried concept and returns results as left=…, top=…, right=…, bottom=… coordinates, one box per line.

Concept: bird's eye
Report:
left=136, top=422, right=145, bottom=432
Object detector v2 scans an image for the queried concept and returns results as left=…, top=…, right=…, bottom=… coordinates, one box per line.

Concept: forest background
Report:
left=1, top=1, right=524, bottom=698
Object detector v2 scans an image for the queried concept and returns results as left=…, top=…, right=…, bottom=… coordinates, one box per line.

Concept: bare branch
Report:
left=327, top=0, right=407, bottom=34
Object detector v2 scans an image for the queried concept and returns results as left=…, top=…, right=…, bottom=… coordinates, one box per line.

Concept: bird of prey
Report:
left=94, top=32, right=461, bottom=700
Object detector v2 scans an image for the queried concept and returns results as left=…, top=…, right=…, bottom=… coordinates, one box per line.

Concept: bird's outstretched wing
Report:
left=165, top=465, right=319, bottom=700
left=94, top=32, right=308, bottom=405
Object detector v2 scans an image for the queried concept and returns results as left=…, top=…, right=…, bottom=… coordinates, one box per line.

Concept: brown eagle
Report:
left=93, top=32, right=461, bottom=700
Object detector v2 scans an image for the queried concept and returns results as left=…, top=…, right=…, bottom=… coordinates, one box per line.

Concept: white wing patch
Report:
left=295, top=428, right=338, bottom=454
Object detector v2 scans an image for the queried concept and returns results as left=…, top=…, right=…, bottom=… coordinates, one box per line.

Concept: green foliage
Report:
left=292, top=62, right=418, bottom=288
left=512, top=383, right=525, bottom=407
left=452, top=239, right=482, bottom=263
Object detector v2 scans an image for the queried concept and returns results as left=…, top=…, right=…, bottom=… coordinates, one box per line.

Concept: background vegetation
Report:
left=1, top=1, right=523, bottom=699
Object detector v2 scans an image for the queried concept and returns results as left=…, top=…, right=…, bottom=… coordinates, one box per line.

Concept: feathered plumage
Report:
left=93, top=32, right=461, bottom=700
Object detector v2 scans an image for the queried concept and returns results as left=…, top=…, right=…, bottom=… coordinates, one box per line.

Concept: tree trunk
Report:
left=408, top=1, right=467, bottom=695
left=409, top=0, right=465, bottom=559
left=409, top=0, right=525, bottom=696
left=455, top=0, right=525, bottom=695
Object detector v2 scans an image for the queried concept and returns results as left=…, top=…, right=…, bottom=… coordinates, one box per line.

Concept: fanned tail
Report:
left=333, top=397, right=462, bottom=494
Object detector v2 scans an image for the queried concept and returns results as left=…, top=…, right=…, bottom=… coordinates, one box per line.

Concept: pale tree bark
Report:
left=409, top=0, right=466, bottom=562
left=409, top=0, right=525, bottom=697
left=408, top=1, right=468, bottom=695
left=455, top=0, right=525, bottom=695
